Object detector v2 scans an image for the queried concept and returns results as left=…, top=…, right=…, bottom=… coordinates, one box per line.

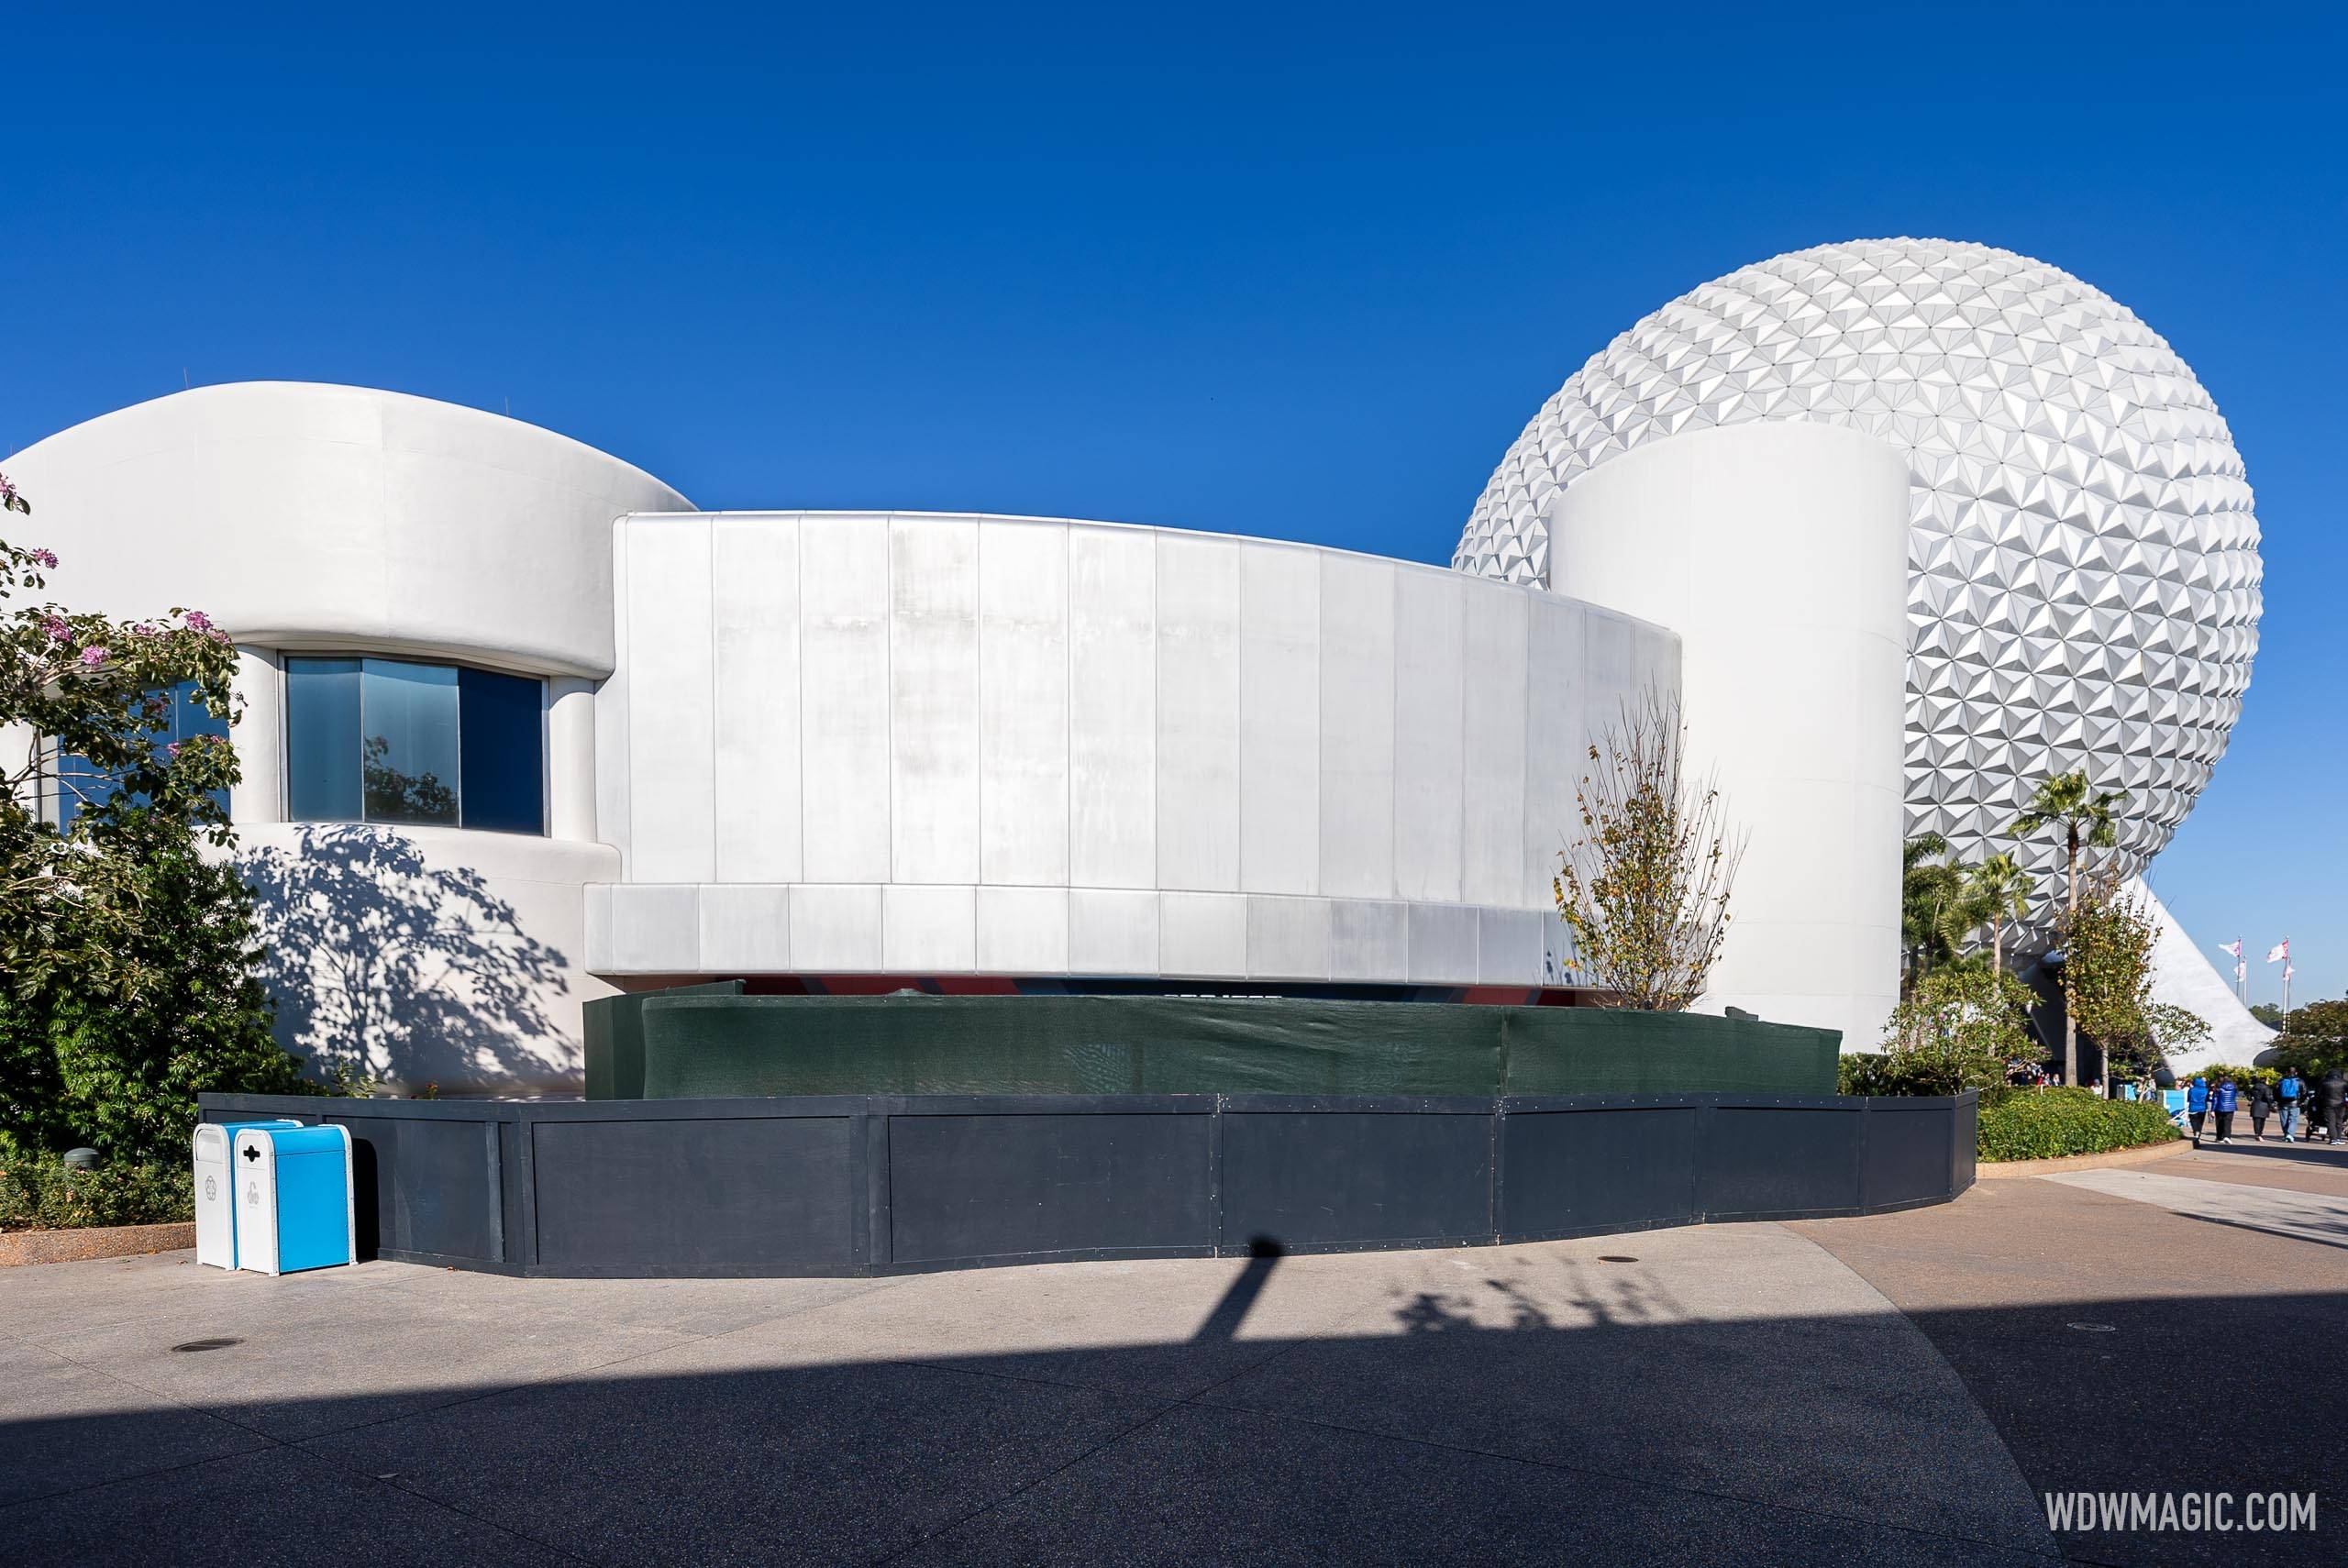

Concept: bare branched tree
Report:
left=1553, top=690, right=1745, bottom=1011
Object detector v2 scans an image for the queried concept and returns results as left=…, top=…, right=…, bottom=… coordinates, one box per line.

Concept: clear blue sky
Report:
left=6, top=3, right=2341, bottom=1001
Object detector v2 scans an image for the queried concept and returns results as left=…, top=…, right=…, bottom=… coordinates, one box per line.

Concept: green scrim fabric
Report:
left=583, top=990, right=1839, bottom=1100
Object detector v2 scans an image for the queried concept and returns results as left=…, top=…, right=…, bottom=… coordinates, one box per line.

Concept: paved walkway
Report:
left=3, top=1141, right=2342, bottom=1565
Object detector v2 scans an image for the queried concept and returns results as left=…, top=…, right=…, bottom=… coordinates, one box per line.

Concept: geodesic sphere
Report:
left=1454, top=237, right=2262, bottom=886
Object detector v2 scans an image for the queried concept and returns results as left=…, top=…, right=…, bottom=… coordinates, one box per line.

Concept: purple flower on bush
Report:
left=79, top=646, right=107, bottom=666
left=167, top=740, right=183, bottom=759
left=42, top=614, right=70, bottom=642
left=184, top=610, right=213, bottom=632
left=30, top=547, right=57, bottom=569
left=131, top=621, right=159, bottom=637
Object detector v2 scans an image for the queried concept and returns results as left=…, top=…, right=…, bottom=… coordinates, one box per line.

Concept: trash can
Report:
left=193, top=1119, right=304, bottom=1271
left=231, top=1124, right=357, bottom=1275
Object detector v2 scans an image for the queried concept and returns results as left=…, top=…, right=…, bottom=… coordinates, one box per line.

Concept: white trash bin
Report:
left=192, top=1120, right=302, bottom=1270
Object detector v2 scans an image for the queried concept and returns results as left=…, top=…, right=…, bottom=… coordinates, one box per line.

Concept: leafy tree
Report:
left=1554, top=691, right=1744, bottom=1010
left=39, top=837, right=301, bottom=1162
left=2060, top=876, right=2159, bottom=1087
left=1879, top=966, right=2036, bottom=1095
left=0, top=473, right=304, bottom=1161
left=2, top=489, right=239, bottom=999
left=2249, top=1001, right=2284, bottom=1028
left=2015, top=770, right=2126, bottom=1087
left=1966, top=852, right=2035, bottom=979
left=2280, top=998, right=2348, bottom=1043
left=2100, top=1001, right=2210, bottom=1082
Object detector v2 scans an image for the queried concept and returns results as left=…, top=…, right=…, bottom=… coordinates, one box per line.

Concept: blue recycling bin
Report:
left=231, top=1124, right=357, bottom=1275
left=193, top=1119, right=304, bottom=1270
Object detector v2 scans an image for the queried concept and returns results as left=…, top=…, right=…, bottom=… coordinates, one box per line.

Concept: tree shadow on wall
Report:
left=238, top=824, right=567, bottom=1092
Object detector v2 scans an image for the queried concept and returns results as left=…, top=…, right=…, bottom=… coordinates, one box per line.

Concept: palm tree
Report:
left=2014, top=771, right=2125, bottom=1086
left=1966, top=853, right=2035, bottom=979
left=1900, top=834, right=1967, bottom=993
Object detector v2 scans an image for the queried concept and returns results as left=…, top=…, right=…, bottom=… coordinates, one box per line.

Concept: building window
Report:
left=50, top=680, right=230, bottom=832
left=284, top=657, right=545, bottom=834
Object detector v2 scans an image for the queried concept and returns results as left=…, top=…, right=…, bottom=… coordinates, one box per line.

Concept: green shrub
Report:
left=0, top=837, right=313, bottom=1167
left=2265, top=1040, right=2348, bottom=1079
left=2179, top=1064, right=2278, bottom=1092
left=1977, top=1087, right=2180, bottom=1163
left=1839, top=1052, right=1894, bottom=1095
left=0, top=1135, right=193, bottom=1230
left=1877, top=967, right=2034, bottom=1095
left=1841, top=1045, right=2005, bottom=1099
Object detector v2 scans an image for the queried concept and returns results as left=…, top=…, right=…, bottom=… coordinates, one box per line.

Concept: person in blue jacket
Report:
left=2278, top=1070, right=2304, bottom=1143
left=2186, top=1077, right=2210, bottom=1143
left=2212, top=1077, right=2239, bottom=1144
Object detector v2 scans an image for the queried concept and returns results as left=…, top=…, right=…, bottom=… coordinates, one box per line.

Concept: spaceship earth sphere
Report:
left=1454, top=237, right=2263, bottom=891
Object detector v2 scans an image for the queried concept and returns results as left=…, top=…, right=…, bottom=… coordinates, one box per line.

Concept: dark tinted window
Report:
left=459, top=666, right=545, bottom=834
left=285, top=656, right=542, bottom=834
left=286, top=657, right=362, bottom=821
left=360, top=658, right=460, bottom=826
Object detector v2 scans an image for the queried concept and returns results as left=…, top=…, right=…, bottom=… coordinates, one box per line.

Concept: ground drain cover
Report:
left=1597, top=1256, right=1639, bottom=1264
left=172, top=1338, right=243, bottom=1353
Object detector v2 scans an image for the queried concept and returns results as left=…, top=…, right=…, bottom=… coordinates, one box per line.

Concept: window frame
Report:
left=279, top=652, right=550, bottom=836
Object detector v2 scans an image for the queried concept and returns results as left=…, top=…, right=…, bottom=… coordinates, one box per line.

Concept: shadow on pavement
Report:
left=3, top=1262, right=2341, bottom=1568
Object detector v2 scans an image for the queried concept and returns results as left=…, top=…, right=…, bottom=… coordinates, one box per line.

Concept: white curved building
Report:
left=1455, top=236, right=2271, bottom=1055
left=13, top=237, right=2268, bottom=1094
left=589, top=506, right=1678, bottom=995
left=29, top=381, right=1885, bottom=1092
left=1456, top=238, right=2264, bottom=893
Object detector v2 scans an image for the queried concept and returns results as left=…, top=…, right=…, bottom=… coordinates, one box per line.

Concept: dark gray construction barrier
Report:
left=584, top=988, right=1844, bottom=1101
left=201, top=1090, right=1976, bottom=1278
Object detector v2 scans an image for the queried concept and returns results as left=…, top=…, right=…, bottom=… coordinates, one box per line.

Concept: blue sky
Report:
left=6, top=3, right=2342, bottom=1001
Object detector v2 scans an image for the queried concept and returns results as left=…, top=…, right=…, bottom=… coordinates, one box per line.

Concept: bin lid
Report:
left=196, top=1119, right=301, bottom=1159
left=237, top=1124, right=348, bottom=1159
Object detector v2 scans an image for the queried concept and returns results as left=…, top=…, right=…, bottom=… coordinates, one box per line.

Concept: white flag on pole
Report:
left=2236, top=961, right=2247, bottom=983
left=2221, top=939, right=2243, bottom=960
left=2265, top=939, right=2290, bottom=964
left=2284, top=963, right=2296, bottom=982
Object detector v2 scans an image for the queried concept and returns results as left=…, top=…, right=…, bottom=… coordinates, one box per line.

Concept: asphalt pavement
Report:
left=3, top=1139, right=2341, bottom=1566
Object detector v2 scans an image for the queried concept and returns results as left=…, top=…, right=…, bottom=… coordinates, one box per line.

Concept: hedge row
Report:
left=0, top=1137, right=194, bottom=1231
left=1977, top=1088, right=2181, bottom=1163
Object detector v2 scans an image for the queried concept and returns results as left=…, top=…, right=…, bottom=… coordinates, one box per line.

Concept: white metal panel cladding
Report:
left=712, top=517, right=803, bottom=883
left=598, top=512, right=1678, bottom=986
left=1456, top=237, right=2263, bottom=891
left=1069, top=525, right=1157, bottom=889
left=979, top=523, right=1071, bottom=887
left=799, top=515, right=893, bottom=884
left=889, top=515, right=980, bottom=885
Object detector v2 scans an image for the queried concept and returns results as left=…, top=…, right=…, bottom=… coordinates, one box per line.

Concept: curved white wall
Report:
left=1546, top=422, right=1909, bottom=1050
left=591, top=512, right=1680, bottom=988
left=7, top=382, right=687, bottom=677
left=7, top=384, right=690, bottom=1094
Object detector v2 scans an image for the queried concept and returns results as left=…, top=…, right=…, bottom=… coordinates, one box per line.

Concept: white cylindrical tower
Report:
left=1547, top=421, right=1910, bottom=1050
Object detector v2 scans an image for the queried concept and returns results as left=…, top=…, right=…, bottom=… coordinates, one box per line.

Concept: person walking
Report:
left=2320, top=1069, right=2348, bottom=1146
left=2186, top=1077, right=2210, bottom=1143
left=2213, top=1078, right=2239, bottom=1144
left=2278, top=1069, right=2304, bottom=1143
left=2248, top=1079, right=2276, bottom=1142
